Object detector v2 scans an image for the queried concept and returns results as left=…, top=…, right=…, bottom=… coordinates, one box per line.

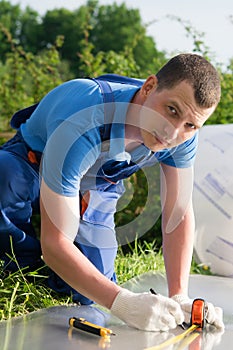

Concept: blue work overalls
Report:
left=0, top=132, right=42, bottom=271
left=0, top=127, right=147, bottom=304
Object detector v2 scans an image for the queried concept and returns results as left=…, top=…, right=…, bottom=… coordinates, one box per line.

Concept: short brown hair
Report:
left=156, top=53, right=221, bottom=108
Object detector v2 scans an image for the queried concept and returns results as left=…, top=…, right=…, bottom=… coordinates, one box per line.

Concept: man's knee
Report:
left=0, top=152, right=19, bottom=205
left=0, top=151, right=30, bottom=207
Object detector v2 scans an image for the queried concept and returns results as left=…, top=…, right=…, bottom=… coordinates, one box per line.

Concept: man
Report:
left=0, top=53, right=224, bottom=331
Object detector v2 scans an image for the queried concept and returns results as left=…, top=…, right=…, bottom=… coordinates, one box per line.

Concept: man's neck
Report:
left=125, top=124, right=143, bottom=152
left=125, top=90, right=144, bottom=152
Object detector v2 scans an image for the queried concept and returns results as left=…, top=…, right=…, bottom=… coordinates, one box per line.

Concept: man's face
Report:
left=139, top=80, right=216, bottom=152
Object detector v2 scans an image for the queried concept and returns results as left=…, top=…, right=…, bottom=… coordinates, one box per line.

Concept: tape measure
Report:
left=145, top=298, right=205, bottom=350
left=191, top=298, right=205, bottom=329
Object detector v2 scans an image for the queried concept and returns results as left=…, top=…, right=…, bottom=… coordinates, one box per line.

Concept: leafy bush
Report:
left=0, top=26, right=64, bottom=131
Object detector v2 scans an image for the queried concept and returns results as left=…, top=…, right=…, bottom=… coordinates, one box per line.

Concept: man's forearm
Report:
left=40, top=188, right=121, bottom=309
left=162, top=206, right=195, bottom=297
left=41, top=232, right=121, bottom=309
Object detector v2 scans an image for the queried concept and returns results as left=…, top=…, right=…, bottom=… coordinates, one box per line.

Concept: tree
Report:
left=0, top=1, right=166, bottom=77
left=17, top=6, right=42, bottom=54
left=40, top=7, right=86, bottom=73
left=0, top=0, right=21, bottom=59
left=89, top=2, right=164, bottom=75
left=0, top=1, right=43, bottom=57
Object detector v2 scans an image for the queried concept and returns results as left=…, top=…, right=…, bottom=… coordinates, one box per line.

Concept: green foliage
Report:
left=76, top=2, right=142, bottom=78
left=90, top=2, right=143, bottom=52
left=88, top=2, right=165, bottom=76
left=115, top=167, right=163, bottom=251
left=0, top=26, right=64, bottom=131
left=191, top=260, right=213, bottom=276
left=207, top=71, right=233, bottom=125
left=78, top=35, right=141, bottom=77
left=115, top=240, right=165, bottom=284
left=16, top=7, right=42, bottom=54
left=0, top=0, right=21, bottom=59
left=0, top=263, right=71, bottom=321
left=40, top=7, right=86, bottom=74
left=0, top=0, right=166, bottom=77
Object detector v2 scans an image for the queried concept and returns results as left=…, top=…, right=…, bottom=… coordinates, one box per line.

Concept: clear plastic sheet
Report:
left=1, top=272, right=232, bottom=350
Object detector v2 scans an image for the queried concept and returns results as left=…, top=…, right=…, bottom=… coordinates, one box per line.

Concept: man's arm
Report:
left=160, top=163, right=195, bottom=297
left=40, top=179, right=120, bottom=309
left=160, top=163, right=225, bottom=330
left=40, top=178, right=185, bottom=331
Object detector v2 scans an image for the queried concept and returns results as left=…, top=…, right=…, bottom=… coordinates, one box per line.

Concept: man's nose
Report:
left=163, top=123, right=180, bottom=141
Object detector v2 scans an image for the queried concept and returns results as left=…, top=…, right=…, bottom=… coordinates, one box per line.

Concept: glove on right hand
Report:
left=171, top=294, right=225, bottom=330
left=110, top=288, right=184, bottom=332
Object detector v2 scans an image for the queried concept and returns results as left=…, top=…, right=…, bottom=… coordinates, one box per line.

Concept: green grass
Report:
left=115, top=240, right=166, bottom=285
left=0, top=240, right=211, bottom=322
left=0, top=262, right=72, bottom=321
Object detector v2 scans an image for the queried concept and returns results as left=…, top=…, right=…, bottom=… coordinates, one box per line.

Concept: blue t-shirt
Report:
left=21, top=78, right=198, bottom=196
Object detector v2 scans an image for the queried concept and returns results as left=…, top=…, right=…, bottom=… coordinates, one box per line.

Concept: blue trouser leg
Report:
left=0, top=146, right=41, bottom=271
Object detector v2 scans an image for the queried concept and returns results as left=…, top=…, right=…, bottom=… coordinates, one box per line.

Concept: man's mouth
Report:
left=153, top=132, right=170, bottom=147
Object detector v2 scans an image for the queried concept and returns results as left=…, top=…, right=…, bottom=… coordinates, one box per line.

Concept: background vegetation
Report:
left=0, top=0, right=232, bottom=319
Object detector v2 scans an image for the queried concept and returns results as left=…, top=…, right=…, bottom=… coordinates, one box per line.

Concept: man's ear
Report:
left=140, top=75, right=158, bottom=99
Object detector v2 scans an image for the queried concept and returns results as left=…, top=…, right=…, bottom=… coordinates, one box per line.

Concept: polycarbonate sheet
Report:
left=1, top=273, right=232, bottom=350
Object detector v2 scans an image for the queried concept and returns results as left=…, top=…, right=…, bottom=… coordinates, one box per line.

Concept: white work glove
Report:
left=110, top=288, right=184, bottom=331
left=171, top=294, right=225, bottom=330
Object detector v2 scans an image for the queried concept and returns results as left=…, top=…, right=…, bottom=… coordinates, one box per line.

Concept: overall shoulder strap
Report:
left=91, top=77, right=115, bottom=141
left=96, top=73, right=144, bottom=87
left=10, top=103, right=39, bottom=129
left=93, top=74, right=144, bottom=141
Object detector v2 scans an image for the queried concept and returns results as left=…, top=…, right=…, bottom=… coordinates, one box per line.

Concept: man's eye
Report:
left=186, top=123, right=196, bottom=129
left=168, top=106, right=176, bottom=115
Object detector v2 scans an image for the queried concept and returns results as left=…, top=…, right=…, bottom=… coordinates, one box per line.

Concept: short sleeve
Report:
left=41, top=102, right=105, bottom=197
left=160, top=132, right=199, bottom=168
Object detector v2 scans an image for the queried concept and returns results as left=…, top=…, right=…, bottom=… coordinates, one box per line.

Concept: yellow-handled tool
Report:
left=69, top=317, right=116, bottom=338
